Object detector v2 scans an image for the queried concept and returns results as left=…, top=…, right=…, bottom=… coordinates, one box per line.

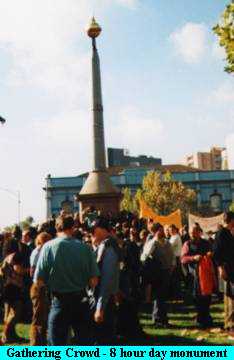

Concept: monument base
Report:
left=77, top=192, right=121, bottom=221
left=77, top=170, right=122, bottom=221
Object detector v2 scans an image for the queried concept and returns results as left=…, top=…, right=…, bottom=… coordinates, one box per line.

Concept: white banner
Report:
left=189, top=213, right=224, bottom=234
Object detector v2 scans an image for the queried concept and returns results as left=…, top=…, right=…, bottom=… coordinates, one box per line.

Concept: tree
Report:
left=213, top=1, right=234, bottom=73
left=137, top=171, right=196, bottom=218
left=20, top=216, right=34, bottom=230
left=120, top=188, right=138, bottom=213
left=230, top=202, right=234, bottom=212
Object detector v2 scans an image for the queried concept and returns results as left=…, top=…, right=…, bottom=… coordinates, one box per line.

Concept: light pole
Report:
left=0, top=116, right=6, bottom=125
left=0, top=188, right=21, bottom=225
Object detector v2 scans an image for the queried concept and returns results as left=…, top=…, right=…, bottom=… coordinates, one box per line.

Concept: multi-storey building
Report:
left=44, top=165, right=234, bottom=218
left=184, top=147, right=228, bottom=171
left=107, top=148, right=162, bottom=167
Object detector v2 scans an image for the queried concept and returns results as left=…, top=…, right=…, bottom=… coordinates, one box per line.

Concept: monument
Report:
left=77, top=18, right=121, bottom=217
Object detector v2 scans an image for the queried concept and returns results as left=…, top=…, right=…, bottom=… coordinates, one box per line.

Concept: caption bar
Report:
left=1, top=346, right=232, bottom=360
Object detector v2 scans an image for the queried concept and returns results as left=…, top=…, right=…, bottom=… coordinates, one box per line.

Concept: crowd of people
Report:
left=0, top=207, right=233, bottom=345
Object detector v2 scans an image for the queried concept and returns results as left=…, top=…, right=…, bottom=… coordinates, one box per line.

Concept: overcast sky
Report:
left=0, top=0, right=233, bottom=228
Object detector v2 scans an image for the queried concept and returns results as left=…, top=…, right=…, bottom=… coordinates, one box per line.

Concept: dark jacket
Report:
left=213, top=228, right=234, bottom=283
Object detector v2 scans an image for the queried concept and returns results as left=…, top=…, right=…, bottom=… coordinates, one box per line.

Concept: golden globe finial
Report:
left=87, top=17, right=102, bottom=38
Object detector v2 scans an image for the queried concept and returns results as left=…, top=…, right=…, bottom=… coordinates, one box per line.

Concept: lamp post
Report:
left=0, top=188, right=21, bottom=225
left=0, top=116, right=6, bottom=125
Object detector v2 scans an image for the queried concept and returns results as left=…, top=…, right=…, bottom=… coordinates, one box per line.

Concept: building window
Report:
left=210, top=192, right=222, bottom=212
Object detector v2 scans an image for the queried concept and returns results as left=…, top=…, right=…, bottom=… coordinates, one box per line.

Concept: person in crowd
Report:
left=180, top=225, right=190, bottom=244
left=0, top=247, right=26, bottom=344
left=164, top=226, right=171, bottom=241
left=214, top=212, right=234, bottom=334
left=181, top=224, right=214, bottom=328
left=83, top=206, right=98, bottom=228
left=146, top=219, right=155, bottom=241
left=169, top=224, right=183, bottom=299
left=29, top=232, right=52, bottom=345
left=207, top=231, right=215, bottom=250
left=122, top=222, right=130, bottom=240
left=12, top=226, right=22, bottom=243
left=150, top=223, right=175, bottom=327
left=139, top=229, right=148, bottom=246
left=90, top=217, right=120, bottom=344
left=19, top=230, right=35, bottom=323
left=2, top=232, right=18, bottom=260
left=33, top=215, right=99, bottom=345
left=19, top=230, right=35, bottom=267
left=115, top=231, right=143, bottom=339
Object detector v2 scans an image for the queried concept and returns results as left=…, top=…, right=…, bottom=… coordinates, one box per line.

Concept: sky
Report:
left=0, top=0, right=233, bottom=227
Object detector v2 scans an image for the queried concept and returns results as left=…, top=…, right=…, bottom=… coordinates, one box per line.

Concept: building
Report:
left=44, top=166, right=234, bottom=218
left=107, top=148, right=162, bottom=167
left=184, top=147, right=228, bottom=171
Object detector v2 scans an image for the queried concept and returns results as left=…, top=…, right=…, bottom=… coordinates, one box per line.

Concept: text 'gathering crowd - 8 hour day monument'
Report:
left=76, top=18, right=121, bottom=218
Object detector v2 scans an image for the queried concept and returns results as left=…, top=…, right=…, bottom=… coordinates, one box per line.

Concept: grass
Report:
left=139, top=301, right=234, bottom=346
left=1, top=300, right=234, bottom=346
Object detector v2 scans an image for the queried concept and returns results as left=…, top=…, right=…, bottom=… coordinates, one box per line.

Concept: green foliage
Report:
left=20, top=216, right=34, bottom=230
left=137, top=171, right=196, bottom=218
left=120, top=188, right=139, bottom=213
left=213, top=1, right=234, bottom=73
left=230, top=202, right=234, bottom=212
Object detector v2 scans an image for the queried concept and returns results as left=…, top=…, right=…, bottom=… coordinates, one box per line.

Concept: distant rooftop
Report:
left=79, top=164, right=202, bottom=177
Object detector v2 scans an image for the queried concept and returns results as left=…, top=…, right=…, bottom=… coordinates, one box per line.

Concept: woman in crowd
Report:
left=29, top=232, right=51, bottom=345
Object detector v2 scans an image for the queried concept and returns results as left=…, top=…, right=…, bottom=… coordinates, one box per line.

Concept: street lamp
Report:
left=0, top=116, right=6, bottom=125
left=0, top=188, right=21, bottom=225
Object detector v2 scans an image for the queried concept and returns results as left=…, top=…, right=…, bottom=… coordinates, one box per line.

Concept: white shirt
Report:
left=169, top=234, right=182, bottom=258
left=140, top=238, right=156, bottom=262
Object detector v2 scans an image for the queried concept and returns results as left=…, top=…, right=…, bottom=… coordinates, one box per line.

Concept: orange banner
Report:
left=140, top=200, right=182, bottom=229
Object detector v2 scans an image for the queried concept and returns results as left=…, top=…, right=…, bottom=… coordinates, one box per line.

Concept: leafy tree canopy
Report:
left=213, top=1, right=234, bottom=73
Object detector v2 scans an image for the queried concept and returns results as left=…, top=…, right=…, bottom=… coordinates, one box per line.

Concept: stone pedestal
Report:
left=78, top=192, right=121, bottom=221
left=77, top=171, right=121, bottom=221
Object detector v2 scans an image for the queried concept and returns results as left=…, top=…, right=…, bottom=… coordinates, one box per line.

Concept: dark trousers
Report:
left=152, top=270, right=171, bottom=324
left=170, top=257, right=182, bottom=299
left=195, top=295, right=212, bottom=326
left=152, top=298, right=168, bottom=323
left=47, top=292, right=92, bottom=345
left=93, top=299, right=116, bottom=345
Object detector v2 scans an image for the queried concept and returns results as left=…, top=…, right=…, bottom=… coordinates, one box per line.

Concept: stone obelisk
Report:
left=77, top=18, right=121, bottom=217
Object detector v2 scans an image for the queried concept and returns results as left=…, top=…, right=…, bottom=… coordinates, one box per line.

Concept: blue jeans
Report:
left=47, top=293, right=92, bottom=345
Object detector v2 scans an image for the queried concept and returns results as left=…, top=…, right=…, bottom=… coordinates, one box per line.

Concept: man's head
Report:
left=139, top=229, right=148, bottom=243
left=169, top=224, right=178, bottom=236
left=56, top=216, right=75, bottom=237
left=90, top=217, right=110, bottom=245
left=35, top=232, right=52, bottom=247
left=153, top=223, right=164, bottom=239
left=147, top=219, right=154, bottom=233
left=164, top=225, right=170, bottom=238
left=191, top=224, right=202, bottom=241
left=22, top=230, right=31, bottom=244
left=129, top=227, right=138, bottom=242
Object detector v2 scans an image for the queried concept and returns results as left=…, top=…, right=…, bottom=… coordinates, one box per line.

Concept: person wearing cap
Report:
left=90, top=217, right=120, bottom=344
left=33, top=215, right=99, bottom=345
left=214, top=212, right=234, bottom=334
